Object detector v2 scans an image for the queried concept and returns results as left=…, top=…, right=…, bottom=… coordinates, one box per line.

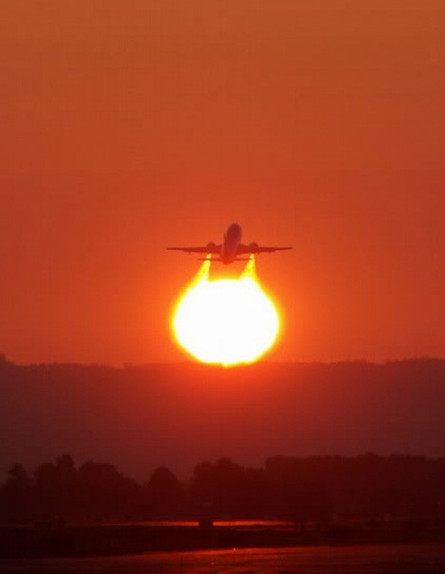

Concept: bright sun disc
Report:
left=171, top=257, right=280, bottom=366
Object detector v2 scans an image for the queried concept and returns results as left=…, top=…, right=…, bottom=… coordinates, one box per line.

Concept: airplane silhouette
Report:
left=167, top=223, right=292, bottom=264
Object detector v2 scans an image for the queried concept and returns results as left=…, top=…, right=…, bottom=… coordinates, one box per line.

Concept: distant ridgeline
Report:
left=1, top=357, right=445, bottom=522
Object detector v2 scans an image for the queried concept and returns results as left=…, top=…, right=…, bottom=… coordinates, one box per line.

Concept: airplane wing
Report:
left=167, top=245, right=221, bottom=254
left=237, top=244, right=292, bottom=254
left=254, top=246, right=292, bottom=253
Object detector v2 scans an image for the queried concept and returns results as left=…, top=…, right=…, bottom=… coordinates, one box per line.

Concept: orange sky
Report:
left=1, top=0, right=444, bottom=365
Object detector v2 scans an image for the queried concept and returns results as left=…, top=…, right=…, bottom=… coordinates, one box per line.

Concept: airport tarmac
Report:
left=1, top=544, right=445, bottom=573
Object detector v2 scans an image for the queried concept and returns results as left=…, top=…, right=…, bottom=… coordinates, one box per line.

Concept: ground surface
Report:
left=2, top=544, right=445, bottom=573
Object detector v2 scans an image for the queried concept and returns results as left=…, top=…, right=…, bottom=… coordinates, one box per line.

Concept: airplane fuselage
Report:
left=221, top=223, right=243, bottom=264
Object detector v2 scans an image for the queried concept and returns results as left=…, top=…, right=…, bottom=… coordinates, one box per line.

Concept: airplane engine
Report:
left=248, top=242, right=259, bottom=252
left=206, top=241, right=217, bottom=251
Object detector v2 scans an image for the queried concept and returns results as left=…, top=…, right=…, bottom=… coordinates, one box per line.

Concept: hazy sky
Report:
left=1, top=1, right=444, bottom=365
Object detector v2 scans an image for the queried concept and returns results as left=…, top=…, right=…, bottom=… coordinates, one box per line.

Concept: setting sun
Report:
left=171, top=256, right=280, bottom=366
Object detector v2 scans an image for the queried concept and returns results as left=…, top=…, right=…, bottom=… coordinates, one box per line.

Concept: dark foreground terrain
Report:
left=2, top=545, right=445, bottom=574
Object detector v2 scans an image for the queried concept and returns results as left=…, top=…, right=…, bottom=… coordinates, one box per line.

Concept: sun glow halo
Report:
left=171, top=256, right=280, bottom=366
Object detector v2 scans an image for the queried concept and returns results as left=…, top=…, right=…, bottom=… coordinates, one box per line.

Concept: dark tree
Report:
left=143, top=467, right=184, bottom=518
left=77, top=460, right=140, bottom=521
left=0, top=464, right=32, bottom=523
left=191, top=458, right=248, bottom=518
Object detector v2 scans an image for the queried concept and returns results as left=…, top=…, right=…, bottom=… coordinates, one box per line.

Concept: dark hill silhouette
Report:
left=1, top=358, right=444, bottom=479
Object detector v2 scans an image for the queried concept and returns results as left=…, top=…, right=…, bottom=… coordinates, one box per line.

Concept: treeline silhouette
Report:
left=2, top=454, right=445, bottom=524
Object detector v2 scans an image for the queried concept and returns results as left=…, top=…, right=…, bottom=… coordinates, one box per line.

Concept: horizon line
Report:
left=1, top=355, right=445, bottom=369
